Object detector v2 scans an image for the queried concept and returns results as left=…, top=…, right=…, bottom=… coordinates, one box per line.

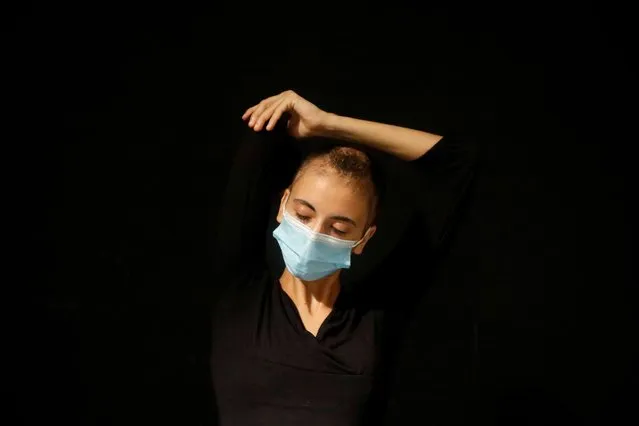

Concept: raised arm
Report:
left=213, top=123, right=297, bottom=285
left=317, top=113, right=443, bottom=161
left=244, top=90, right=476, bottom=251
left=315, top=113, right=476, bottom=250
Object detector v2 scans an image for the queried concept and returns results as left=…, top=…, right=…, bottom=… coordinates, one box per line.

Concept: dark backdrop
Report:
left=7, top=2, right=636, bottom=425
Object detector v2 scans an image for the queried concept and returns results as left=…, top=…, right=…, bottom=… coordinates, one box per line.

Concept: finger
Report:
left=241, top=105, right=258, bottom=120
left=248, top=99, right=278, bottom=128
left=247, top=102, right=270, bottom=127
left=256, top=98, right=286, bottom=131
left=266, top=99, right=289, bottom=131
left=244, top=95, right=279, bottom=122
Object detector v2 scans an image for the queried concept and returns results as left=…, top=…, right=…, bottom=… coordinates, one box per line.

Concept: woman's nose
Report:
left=311, top=221, right=323, bottom=233
left=310, top=220, right=327, bottom=234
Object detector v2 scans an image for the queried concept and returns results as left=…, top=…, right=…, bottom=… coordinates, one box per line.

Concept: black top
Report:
left=210, top=124, right=476, bottom=426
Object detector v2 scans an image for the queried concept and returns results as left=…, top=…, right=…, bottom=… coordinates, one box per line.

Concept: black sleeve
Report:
left=212, top=124, right=299, bottom=285
left=361, top=131, right=478, bottom=310
left=400, top=131, right=478, bottom=251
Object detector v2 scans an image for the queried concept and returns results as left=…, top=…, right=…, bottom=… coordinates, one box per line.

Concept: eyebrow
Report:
left=293, top=198, right=358, bottom=227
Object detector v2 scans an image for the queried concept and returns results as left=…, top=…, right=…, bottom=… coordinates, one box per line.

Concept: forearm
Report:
left=314, top=112, right=443, bottom=161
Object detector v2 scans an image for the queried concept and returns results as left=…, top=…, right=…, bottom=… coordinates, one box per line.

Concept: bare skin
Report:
left=242, top=90, right=443, bottom=336
left=277, top=168, right=373, bottom=336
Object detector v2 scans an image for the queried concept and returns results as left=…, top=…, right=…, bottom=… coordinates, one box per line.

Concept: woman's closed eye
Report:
left=295, top=213, right=349, bottom=236
left=295, top=213, right=311, bottom=222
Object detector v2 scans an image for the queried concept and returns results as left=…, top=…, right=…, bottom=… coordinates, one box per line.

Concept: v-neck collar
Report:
left=276, top=278, right=343, bottom=342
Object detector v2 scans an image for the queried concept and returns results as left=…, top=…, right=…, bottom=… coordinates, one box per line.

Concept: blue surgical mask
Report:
left=272, top=194, right=369, bottom=281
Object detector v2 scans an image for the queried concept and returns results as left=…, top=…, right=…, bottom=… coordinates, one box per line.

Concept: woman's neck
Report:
left=279, top=269, right=341, bottom=315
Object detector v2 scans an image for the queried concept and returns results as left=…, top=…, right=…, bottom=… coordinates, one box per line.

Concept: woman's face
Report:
left=276, top=166, right=377, bottom=255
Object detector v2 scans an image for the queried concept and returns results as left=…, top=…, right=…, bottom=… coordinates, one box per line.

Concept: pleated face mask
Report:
left=272, top=194, right=369, bottom=281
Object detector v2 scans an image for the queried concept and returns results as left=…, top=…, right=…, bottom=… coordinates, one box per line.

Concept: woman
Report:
left=210, top=90, right=476, bottom=426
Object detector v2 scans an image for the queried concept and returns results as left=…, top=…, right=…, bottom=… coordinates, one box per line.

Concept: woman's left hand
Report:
left=242, top=90, right=328, bottom=139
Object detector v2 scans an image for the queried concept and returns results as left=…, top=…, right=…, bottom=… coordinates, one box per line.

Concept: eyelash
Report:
left=296, top=214, right=310, bottom=222
left=295, top=214, right=347, bottom=236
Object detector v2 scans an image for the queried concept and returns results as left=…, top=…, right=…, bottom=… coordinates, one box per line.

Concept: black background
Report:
left=7, top=2, right=637, bottom=425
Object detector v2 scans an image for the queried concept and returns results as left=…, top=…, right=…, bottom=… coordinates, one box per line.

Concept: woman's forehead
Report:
left=290, top=170, right=369, bottom=216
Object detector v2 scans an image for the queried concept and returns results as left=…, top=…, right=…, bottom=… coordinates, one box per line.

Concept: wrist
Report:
left=314, top=111, right=341, bottom=138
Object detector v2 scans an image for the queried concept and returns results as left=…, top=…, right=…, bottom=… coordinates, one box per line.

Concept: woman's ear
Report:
left=276, top=189, right=290, bottom=224
left=352, top=225, right=377, bottom=255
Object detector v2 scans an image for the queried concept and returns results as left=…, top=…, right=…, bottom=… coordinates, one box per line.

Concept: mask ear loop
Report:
left=352, top=227, right=371, bottom=248
left=281, top=190, right=303, bottom=228
left=282, top=190, right=291, bottom=215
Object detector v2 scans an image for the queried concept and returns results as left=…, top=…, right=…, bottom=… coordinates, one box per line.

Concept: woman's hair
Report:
left=291, top=141, right=384, bottom=227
